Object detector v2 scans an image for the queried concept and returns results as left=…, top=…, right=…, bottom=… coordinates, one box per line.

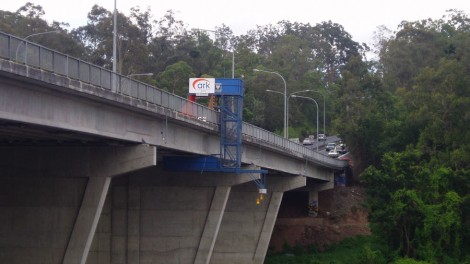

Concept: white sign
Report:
left=189, top=78, right=215, bottom=95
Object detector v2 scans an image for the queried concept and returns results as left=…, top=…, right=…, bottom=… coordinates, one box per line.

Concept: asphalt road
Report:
left=303, top=135, right=342, bottom=154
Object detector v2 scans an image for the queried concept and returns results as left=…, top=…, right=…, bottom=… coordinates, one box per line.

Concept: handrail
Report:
left=0, top=31, right=347, bottom=169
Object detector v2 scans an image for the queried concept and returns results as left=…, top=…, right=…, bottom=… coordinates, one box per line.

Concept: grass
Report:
left=264, top=235, right=390, bottom=264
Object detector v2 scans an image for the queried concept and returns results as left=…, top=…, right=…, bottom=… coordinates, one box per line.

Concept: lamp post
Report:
left=112, top=0, right=118, bottom=92
left=15, top=30, right=60, bottom=62
left=254, top=69, right=287, bottom=138
left=309, top=90, right=326, bottom=135
left=113, top=0, right=117, bottom=74
left=279, top=89, right=313, bottom=139
left=291, top=95, right=319, bottom=151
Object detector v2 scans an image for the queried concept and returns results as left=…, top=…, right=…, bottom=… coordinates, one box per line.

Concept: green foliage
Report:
left=393, top=258, right=430, bottom=264
left=0, top=4, right=86, bottom=57
left=265, top=235, right=390, bottom=264
left=362, top=149, right=467, bottom=262
left=359, top=11, right=470, bottom=263
left=156, top=61, right=194, bottom=97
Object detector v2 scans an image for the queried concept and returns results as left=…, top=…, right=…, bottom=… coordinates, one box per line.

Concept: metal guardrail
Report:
left=0, top=31, right=346, bottom=169
left=0, top=32, right=218, bottom=125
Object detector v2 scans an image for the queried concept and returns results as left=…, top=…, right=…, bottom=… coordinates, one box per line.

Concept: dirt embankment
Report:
left=269, top=186, right=370, bottom=252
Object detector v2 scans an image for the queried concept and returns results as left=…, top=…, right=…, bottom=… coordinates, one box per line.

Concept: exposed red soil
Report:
left=269, top=186, right=370, bottom=252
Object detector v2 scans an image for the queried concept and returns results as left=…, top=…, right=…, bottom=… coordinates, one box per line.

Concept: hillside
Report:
left=269, top=186, right=370, bottom=252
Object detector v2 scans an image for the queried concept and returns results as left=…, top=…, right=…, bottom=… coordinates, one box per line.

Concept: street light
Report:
left=286, top=90, right=314, bottom=138
left=15, top=30, right=60, bottom=62
left=267, top=89, right=313, bottom=138
left=113, top=0, right=117, bottom=74
left=308, top=90, right=326, bottom=135
left=254, top=69, right=287, bottom=138
left=291, top=95, right=319, bottom=151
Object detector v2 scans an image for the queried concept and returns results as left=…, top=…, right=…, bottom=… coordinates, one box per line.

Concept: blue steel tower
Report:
left=215, top=78, right=243, bottom=170
left=163, top=78, right=267, bottom=192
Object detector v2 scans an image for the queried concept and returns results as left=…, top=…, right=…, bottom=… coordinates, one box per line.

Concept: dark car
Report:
left=325, top=142, right=336, bottom=151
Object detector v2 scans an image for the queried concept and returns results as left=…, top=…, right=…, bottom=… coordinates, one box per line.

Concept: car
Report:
left=325, top=142, right=336, bottom=151
left=328, top=148, right=339, bottom=158
left=302, top=138, right=313, bottom=145
left=337, top=143, right=347, bottom=154
left=318, top=134, right=326, bottom=141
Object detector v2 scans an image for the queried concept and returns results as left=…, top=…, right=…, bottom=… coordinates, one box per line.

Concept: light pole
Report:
left=15, top=30, right=60, bottom=62
left=291, top=95, right=319, bottom=151
left=254, top=69, right=287, bottom=138
left=265, top=88, right=285, bottom=136
left=191, top=28, right=235, bottom=78
left=309, top=90, right=326, bottom=135
left=283, top=89, right=313, bottom=138
left=112, top=0, right=118, bottom=92
left=113, top=0, right=117, bottom=74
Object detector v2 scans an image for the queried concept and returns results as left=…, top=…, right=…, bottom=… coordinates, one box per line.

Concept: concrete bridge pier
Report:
left=211, top=175, right=306, bottom=264
left=0, top=145, right=156, bottom=264
left=307, top=179, right=335, bottom=217
left=89, top=167, right=305, bottom=264
left=0, top=143, right=310, bottom=264
left=100, top=166, right=259, bottom=264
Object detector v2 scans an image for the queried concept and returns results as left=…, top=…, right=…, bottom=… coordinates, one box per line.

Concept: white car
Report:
left=302, top=138, right=313, bottom=145
left=328, top=148, right=339, bottom=158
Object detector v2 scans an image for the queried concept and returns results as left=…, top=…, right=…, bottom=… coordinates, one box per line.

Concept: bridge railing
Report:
left=242, top=123, right=336, bottom=165
left=0, top=31, right=343, bottom=167
left=0, top=32, right=219, bottom=125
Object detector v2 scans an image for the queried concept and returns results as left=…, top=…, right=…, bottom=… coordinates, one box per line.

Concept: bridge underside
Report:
left=0, top=145, right=307, bottom=264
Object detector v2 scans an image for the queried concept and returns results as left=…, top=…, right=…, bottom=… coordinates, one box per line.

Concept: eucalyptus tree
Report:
left=0, top=3, right=85, bottom=57
left=72, top=5, right=152, bottom=75
left=149, top=10, right=190, bottom=73
left=308, top=21, right=362, bottom=86
left=241, top=20, right=365, bottom=137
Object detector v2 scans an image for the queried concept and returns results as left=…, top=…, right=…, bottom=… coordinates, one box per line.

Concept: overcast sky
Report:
left=2, top=0, right=470, bottom=45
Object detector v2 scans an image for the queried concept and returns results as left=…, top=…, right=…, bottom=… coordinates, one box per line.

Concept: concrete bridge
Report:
left=0, top=32, right=348, bottom=264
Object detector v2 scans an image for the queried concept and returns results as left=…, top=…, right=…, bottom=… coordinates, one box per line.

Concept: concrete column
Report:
left=308, top=191, right=319, bottom=217
left=104, top=167, right=258, bottom=264
left=307, top=180, right=335, bottom=217
left=253, top=192, right=283, bottom=264
left=63, top=177, right=111, bottom=264
left=194, top=186, right=231, bottom=264
left=211, top=175, right=306, bottom=264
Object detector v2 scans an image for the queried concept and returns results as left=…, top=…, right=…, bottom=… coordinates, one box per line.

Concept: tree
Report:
left=156, top=61, right=194, bottom=97
left=72, top=5, right=152, bottom=74
left=361, top=11, right=470, bottom=263
left=362, top=150, right=466, bottom=262
left=0, top=3, right=85, bottom=57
